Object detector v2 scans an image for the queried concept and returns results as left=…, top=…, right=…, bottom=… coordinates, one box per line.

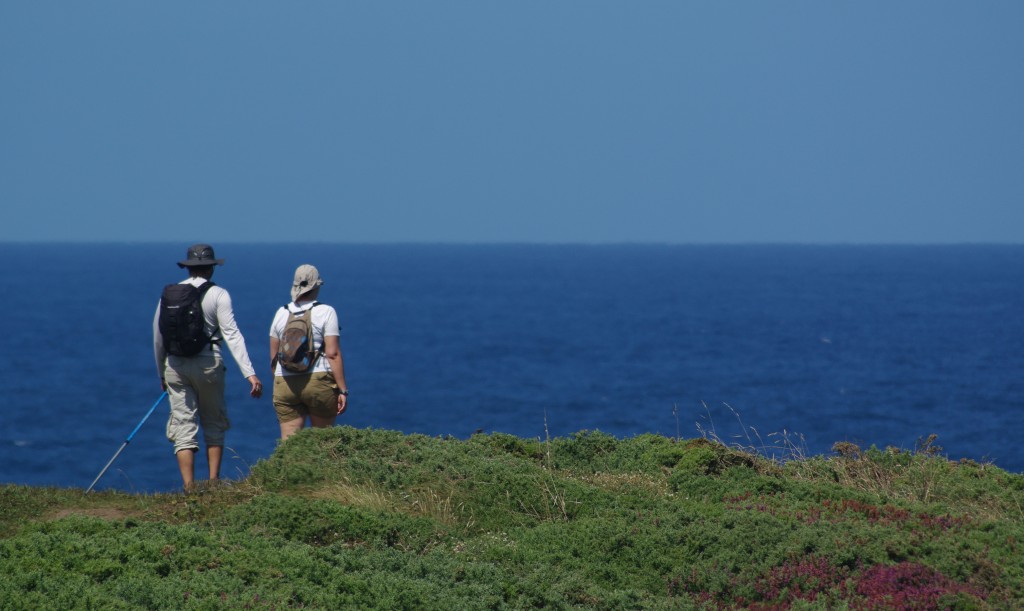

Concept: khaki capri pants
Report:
left=163, top=353, right=230, bottom=454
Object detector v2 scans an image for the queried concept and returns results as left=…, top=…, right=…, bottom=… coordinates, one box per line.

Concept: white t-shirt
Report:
left=269, top=301, right=341, bottom=377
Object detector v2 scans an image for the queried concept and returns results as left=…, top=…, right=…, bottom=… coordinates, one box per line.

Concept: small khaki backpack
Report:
left=277, top=303, right=322, bottom=373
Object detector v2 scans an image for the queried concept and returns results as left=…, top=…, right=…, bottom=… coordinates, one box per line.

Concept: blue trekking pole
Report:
left=86, top=391, right=168, bottom=493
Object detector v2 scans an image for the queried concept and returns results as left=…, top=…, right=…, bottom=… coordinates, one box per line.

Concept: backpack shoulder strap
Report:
left=286, top=301, right=320, bottom=314
left=198, top=281, right=216, bottom=293
left=196, top=281, right=218, bottom=343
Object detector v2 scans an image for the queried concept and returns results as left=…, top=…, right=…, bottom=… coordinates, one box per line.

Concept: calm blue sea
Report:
left=2, top=243, right=1022, bottom=493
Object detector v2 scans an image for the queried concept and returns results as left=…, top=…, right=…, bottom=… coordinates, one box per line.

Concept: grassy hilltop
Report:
left=2, top=426, right=1023, bottom=609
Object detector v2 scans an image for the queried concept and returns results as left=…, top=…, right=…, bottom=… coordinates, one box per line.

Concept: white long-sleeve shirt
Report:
left=153, top=278, right=257, bottom=379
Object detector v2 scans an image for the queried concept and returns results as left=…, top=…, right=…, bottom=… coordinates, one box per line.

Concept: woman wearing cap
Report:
left=268, top=264, right=349, bottom=440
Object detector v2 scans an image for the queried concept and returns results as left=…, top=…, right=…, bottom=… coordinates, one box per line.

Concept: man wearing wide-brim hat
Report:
left=153, top=243, right=263, bottom=491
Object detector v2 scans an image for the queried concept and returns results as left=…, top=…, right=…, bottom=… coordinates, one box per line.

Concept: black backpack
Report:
left=159, top=282, right=216, bottom=357
left=277, top=303, right=322, bottom=373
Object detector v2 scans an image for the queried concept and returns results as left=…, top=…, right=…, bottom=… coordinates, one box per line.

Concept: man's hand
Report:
left=248, top=375, right=263, bottom=399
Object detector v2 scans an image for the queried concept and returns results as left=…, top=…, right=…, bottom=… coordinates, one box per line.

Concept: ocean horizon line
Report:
left=3, top=240, right=1023, bottom=248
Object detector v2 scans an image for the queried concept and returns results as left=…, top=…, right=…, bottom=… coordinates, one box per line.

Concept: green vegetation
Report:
left=3, top=426, right=1023, bottom=609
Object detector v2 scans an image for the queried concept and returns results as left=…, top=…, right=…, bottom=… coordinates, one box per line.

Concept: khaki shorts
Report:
left=273, top=372, right=340, bottom=422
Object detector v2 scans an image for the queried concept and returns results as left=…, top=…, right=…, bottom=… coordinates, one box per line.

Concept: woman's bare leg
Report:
left=308, top=414, right=337, bottom=429
left=279, top=418, right=305, bottom=440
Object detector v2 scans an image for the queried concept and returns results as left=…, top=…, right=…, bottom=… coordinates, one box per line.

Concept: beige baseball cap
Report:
left=291, top=264, right=324, bottom=301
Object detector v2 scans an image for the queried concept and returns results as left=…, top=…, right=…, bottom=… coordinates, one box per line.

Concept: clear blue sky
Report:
left=2, top=2, right=1022, bottom=244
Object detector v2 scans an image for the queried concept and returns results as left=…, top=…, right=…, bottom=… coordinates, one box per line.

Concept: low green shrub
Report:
left=3, top=426, right=1023, bottom=609
left=219, top=493, right=444, bottom=550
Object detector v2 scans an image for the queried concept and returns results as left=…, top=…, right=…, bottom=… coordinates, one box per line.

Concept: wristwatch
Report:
left=338, top=389, right=349, bottom=396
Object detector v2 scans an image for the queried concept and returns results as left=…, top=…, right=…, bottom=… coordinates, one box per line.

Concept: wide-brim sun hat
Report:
left=291, top=264, right=324, bottom=301
left=177, top=243, right=225, bottom=268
